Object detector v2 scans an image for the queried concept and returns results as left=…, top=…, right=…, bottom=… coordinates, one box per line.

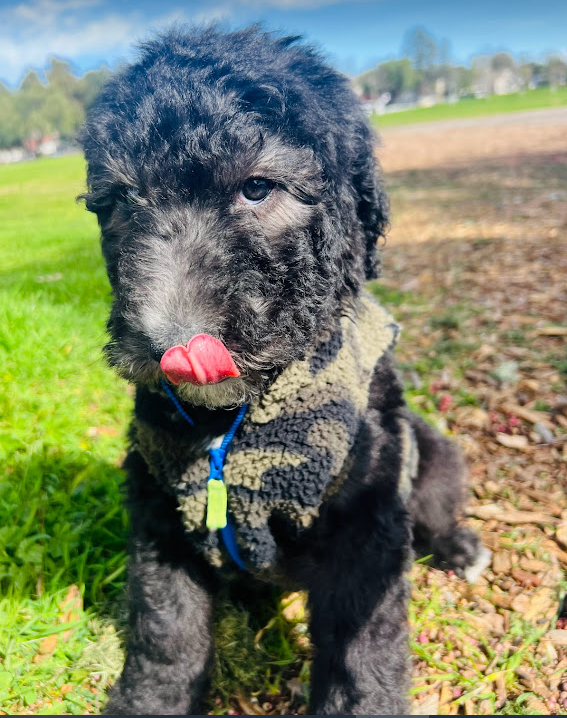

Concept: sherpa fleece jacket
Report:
left=132, top=292, right=418, bottom=576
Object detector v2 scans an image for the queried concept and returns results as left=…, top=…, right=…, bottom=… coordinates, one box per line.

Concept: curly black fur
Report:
left=80, top=24, right=485, bottom=715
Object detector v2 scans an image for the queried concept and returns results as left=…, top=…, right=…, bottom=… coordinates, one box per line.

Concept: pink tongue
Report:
left=160, top=334, right=240, bottom=386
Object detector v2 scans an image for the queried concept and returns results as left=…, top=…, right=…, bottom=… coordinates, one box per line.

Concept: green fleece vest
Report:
left=133, top=293, right=418, bottom=575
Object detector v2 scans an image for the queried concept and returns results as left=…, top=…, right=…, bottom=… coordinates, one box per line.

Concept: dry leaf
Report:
left=496, top=433, right=529, bottom=450
left=467, top=504, right=559, bottom=525
left=236, top=694, right=264, bottom=715
left=464, top=698, right=476, bottom=715
left=510, top=594, right=531, bottom=613
left=481, top=531, right=501, bottom=551
left=519, top=558, right=548, bottom=572
left=537, top=326, right=567, bottom=336
left=33, top=634, right=58, bottom=662
left=413, top=692, right=439, bottom=716
left=556, top=522, right=567, bottom=547
left=438, top=683, right=453, bottom=709
left=58, top=585, right=82, bottom=642
left=281, top=591, right=306, bottom=622
left=543, top=539, right=567, bottom=564
left=545, top=629, right=567, bottom=646
left=530, top=679, right=553, bottom=700
left=500, top=402, right=554, bottom=429
left=455, top=407, right=490, bottom=429
left=536, top=638, right=558, bottom=663
left=467, top=613, right=494, bottom=634
left=492, top=551, right=512, bottom=574
left=522, top=588, right=557, bottom=622
left=523, top=696, right=549, bottom=714
left=494, top=674, right=507, bottom=708
left=510, top=568, right=541, bottom=588
left=490, top=593, right=513, bottom=610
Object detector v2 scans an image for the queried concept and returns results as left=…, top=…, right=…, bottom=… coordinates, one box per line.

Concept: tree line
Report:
left=0, top=59, right=109, bottom=150
left=354, top=27, right=567, bottom=103
left=1, top=29, right=566, bottom=150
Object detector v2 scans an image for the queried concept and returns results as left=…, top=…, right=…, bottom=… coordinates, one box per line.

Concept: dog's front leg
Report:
left=406, top=411, right=490, bottom=581
left=104, top=453, right=214, bottom=716
left=306, top=494, right=411, bottom=715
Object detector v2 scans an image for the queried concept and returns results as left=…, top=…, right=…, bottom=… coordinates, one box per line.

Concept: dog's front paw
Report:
left=433, top=525, right=490, bottom=582
left=462, top=544, right=492, bottom=584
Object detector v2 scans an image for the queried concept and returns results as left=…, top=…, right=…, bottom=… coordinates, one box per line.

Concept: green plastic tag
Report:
left=206, top=479, right=228, bottom=530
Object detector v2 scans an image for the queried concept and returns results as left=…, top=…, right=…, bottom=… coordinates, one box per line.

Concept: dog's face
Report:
left=81, top=26, right=388, bottom=408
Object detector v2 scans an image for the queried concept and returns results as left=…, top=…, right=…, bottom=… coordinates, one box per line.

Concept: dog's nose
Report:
left=149, top=343, right=165, bottom=362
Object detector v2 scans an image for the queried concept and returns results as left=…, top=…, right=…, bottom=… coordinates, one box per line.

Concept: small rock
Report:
left=534, top=423, right=555, bottom=443
left=286, top=678, right=304, bottom=701
left=492, top=360, right=519, bottom=385
left=409, top=369, right=422, bottom=389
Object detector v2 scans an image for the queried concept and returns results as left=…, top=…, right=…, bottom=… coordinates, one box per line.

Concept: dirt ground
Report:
left=373, top=109, right=567, bottom=715
left=379, top=107, right=567, bottom=173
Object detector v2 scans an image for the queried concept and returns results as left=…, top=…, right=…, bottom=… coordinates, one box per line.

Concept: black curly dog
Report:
left=80, top=25, right=488, bottom=715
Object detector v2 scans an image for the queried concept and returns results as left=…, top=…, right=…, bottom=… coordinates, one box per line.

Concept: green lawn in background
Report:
left=372, top=85, right=567, bottom=129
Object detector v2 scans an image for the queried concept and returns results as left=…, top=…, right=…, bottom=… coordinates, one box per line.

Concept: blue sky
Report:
left=1, top=0, right=565, bottom=86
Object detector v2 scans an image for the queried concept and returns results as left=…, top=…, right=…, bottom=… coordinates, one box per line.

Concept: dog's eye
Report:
left=117, top=186, right=141, bottom=205
left=240, top=178, right=273, bottom=204
left=124, top=187, right=140, bottom=203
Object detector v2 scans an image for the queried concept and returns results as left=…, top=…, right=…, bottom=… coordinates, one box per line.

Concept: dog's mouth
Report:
left=160, top=334, right=241, bottom=386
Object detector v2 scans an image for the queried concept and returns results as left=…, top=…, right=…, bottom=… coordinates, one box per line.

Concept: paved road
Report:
left=380, top=106, right=567, bottom=135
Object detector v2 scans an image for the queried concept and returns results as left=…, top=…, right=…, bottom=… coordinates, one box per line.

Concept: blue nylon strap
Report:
left=160, top=379, right=194, bottom=426
left=208, top=447, right=225, bottom=480
left=161, top=379, right=249, bottom=570
left=220, top=522, right=248, bottom=571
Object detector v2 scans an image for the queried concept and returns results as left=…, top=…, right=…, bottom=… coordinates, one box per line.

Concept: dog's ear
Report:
left=351, top=123, right=389, bottom=280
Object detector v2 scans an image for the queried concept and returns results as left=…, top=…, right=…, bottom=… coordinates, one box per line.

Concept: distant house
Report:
left=361, top=92, right=392, bottom=115
left=493, top=68, right=522, bottom=95
left=23, top=131, right=60, bottom=157
left=0, top=147, right=27, bottom=164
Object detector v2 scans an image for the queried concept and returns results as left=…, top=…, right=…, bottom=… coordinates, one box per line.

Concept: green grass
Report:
left=0, top=155, right=131, bottom=713
left=371, top=86, right=567, bottom=128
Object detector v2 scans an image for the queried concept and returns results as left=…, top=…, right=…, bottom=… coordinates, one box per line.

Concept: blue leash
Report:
left=161, top=380, right=194, bottom=426
left=160, top=380, right=248, bottom=570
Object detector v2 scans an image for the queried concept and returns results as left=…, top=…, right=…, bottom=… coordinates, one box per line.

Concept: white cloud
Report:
left=0, top=0, right=372, bottom=85
left=10, top=0, right=102, bottom=23
left=239, top=0, right=375, bottom=8
left=0, top=0, right=188, bottom=85
left=192, top=4, right=234, bottom=23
